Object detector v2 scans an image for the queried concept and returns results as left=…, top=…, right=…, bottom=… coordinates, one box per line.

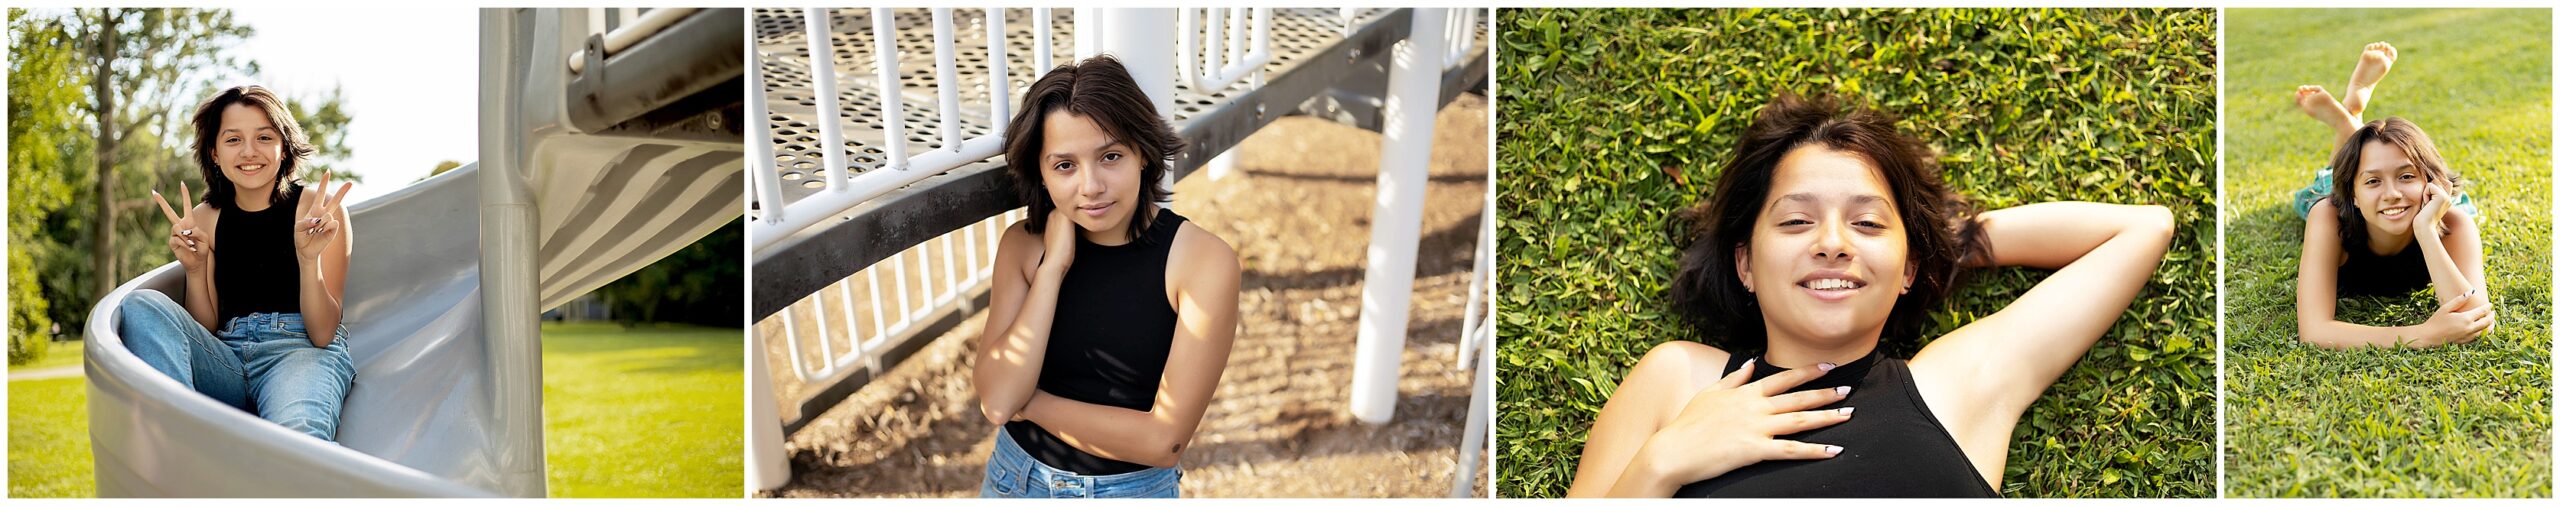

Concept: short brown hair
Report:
left=189, top=85, right=314, bottom=211
left=1001, top=55, right=1187, bottom=243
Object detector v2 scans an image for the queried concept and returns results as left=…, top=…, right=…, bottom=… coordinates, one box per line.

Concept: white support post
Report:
left=1348, top=8, right=1446, bottom=425
left=1098, top=8, right=1178, bottom=207
left=985, top=8, right=1012, bottom=125
left=1452, top=318, right=1492, bottom=497
left=478, top=8, right=548, bottom=497
left=749, top=330, right=792, bottom=491
left=781, top=304, right=807, bottom=379
left=1099, top=9, right=1176, bottom=120
left=748, top=43, right=786, bottom=225
left=1457, top=201, right=1492, bottom=370
left=1073, top=8, right=1099, bottom=62
left=932, top=9, right=963, bottom=150
left=872, top=9, right=908, bottom=170
left=807, top=9, right=849, bottom=189
left=1033, top=8, right=1054, bottom=72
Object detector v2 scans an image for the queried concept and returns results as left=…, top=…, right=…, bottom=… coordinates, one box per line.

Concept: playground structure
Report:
left=745, top=8, right=1494, bottom=496
left=80, top=8, right=743, bottom=497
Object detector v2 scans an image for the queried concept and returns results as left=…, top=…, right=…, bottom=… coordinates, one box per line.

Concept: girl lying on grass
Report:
left=2287, top=42, right=2495, bottom=349
left=1565, top=92, right=2174, bottom=497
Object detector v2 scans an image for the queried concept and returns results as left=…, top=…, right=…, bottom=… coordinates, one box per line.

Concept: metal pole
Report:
left=1096, top=8, right=1177, bottom=207
left=1348, top=7, right=1445, bottom=424
left=1457, top=201, right=1491, bottom=370
left=872, top=9, right=907, bottom=170
left=1452, top=318, right=1492, bottom=497
left=477, top=7, right=549, bottom=497
left=749, top=330, right=791, bottom=491
left=806, top=9, right=850, bottom=189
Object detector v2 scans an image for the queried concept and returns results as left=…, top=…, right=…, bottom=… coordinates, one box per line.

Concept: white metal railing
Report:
left=567, top=8, right=700, bottom=74
left=748, top=8, right=1044, bottom=251
left=1443, top=8, right=1476, bottom=71
left=1175, top=8, right=1272, bottom=93
left=773, top=209, right=1024, bottom=384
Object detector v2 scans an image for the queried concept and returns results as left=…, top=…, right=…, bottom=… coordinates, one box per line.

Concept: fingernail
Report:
left=1823, top=445, right=1842, bottom=455
left=1833, top=386, right=1852, bottom=397
left=1837, top=407, right=1855, bottom=416
left=1816, top=362, right=1837, bottom=372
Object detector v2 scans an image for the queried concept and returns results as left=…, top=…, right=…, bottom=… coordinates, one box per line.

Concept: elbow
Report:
left=977, top=402, right=1015, bottom=427
left=1133, top=432, right=1192, bottom=468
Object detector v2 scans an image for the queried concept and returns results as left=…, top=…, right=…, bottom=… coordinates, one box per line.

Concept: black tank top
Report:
left=213, top=186, right=305, bottom=324
left=1673, top=350, right=1997, bottom=498
left=1006, top=209, right=1188, bottom=475
left=2337, top=239, right=2429, bottom=298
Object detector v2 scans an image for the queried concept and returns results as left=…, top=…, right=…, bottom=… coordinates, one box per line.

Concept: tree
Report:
left=5, top=10, right=365, bottom=362
left=9, top=9, right=94, bottom=364
left=71, top=8, right=256, bottom=302
left=285, top=84, right=360, bottom=183
left=595, top=218, right=742, bottom=328
left=418, top=159, right=463, bottom=183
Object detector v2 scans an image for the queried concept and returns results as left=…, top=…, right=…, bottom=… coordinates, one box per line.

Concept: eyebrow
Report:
left=2356, top=161, right=2416, bottom=177
left=220, top=126, right=280, bottom=136
left=1778, top=193, right=1888, bottom=205
left=1046, top=137, right=1127, bottom=161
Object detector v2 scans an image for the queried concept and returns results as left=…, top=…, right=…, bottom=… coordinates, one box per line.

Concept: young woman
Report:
left=971, top=55, right=1243, bottom=499
left=118, top=85, right=357, bottom=442
left=1564, top=93, right=2175, bottom=497
left=2288, top=42, right=2495, bottom=349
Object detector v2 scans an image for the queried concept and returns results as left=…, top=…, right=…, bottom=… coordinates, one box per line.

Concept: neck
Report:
left=233, top=184, right=279, bottom=212
left=1760, top=328, right=1880, bottom=370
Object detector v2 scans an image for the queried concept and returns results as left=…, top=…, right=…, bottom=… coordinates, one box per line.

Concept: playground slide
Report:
left=89, top=163, right=512, bottom=497
left=80, top=8, right=746, bottom=496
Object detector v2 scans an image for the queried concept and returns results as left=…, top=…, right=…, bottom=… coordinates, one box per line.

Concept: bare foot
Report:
left=2296, top=85, right=2358, bottom=147
left=2343, top=41, right=2396, bottom=116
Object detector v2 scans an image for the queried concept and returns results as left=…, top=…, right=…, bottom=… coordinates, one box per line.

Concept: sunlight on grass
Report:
left=2222, top=8, right=2552, bottom=498
left=9, top=376, right=94, bottom=498
left=1493, top=8, right=2217, bottom=498
left=541, top=322, right=744, bottom=498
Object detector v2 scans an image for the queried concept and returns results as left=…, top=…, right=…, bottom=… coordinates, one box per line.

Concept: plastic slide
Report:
left=79, top=8, right=743, bottom=497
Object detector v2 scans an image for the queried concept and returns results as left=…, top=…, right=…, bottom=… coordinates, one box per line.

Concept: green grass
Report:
left=7, top=323, right=741, bottom=498
left=540, top=322, right=743, bottom=498
left=2222, top=8, right=2552, bottom=498
left=10, top=339, right=84, bottom=372
left=8, top=376, right=93, bottom=498
left=1494, top=8, right=2217, bottom=498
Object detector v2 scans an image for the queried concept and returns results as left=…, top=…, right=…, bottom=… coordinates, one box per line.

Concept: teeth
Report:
left=1805, top=278, right=1858, bottom=290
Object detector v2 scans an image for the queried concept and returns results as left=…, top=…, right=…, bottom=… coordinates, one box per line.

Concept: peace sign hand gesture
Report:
left=293, top=171, right=355, bottom=262
left=152, top=181, right=209, bottom=271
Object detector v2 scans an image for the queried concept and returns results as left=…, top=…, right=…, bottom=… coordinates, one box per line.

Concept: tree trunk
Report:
left=88, top=15, right=120, bottom=301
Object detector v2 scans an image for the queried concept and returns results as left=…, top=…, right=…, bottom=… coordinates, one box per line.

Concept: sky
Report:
left=229, top=7, right=479, bottom=206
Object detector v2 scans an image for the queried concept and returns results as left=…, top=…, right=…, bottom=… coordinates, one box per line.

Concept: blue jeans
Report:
left=981, top=428, right=1181, bottom=498
left=118, top=289, right=355, bottom=442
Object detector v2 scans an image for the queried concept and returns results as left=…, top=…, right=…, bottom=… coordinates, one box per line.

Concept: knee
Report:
left=119, top=289, right=183, bottom=320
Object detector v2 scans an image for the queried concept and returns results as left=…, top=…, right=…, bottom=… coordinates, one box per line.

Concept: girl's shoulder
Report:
left=1627, top=341, right=1733, bottom=399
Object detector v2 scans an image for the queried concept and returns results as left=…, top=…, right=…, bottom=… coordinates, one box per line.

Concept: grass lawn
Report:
left=540, top=322, right=744, bottom=498
left=7, top=323, right=742, bottom=498
left=1493, top=8, right=2218, bottom=498
left=8, top=376, right=92, bottom=498
left=2222, top=8, right=2552, bottom=498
